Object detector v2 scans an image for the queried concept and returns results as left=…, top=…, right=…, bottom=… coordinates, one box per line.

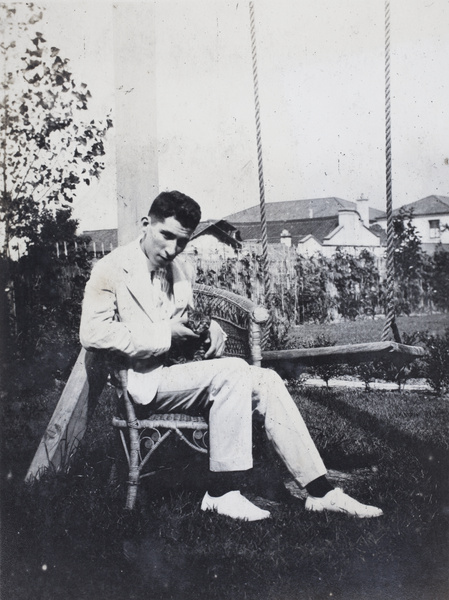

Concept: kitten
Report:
left=165, top=307, right=212, bottom=365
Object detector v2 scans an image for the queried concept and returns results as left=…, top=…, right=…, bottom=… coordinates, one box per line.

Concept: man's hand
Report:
left=204, top=320, right=227, bottom=359
left=170, top=316, right=200, bottom=342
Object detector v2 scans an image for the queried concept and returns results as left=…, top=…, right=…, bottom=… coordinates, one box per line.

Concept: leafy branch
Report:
left=0, top=3, right=112, bottom=256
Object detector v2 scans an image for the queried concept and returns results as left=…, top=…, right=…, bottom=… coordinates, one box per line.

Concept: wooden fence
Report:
left=54, top=240, right=114, bottom=260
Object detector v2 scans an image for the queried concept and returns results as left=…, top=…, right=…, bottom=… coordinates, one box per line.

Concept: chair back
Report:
left=193, top=283, right=266, bottom=366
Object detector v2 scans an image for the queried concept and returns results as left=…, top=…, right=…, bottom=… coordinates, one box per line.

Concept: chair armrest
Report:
left=193, top=284, right=269, bottom=366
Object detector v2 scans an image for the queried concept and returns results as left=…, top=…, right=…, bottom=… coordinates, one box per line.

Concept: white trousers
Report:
left=132, top=357, right=327, bottom=488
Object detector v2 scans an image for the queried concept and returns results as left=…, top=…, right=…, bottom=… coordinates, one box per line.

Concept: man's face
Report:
left=140, top=215, right=194, bottom=270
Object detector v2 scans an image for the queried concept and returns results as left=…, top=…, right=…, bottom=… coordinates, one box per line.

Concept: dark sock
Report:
left=305, top=475, right=334, bottom=498
left=207, top=470, right=251, bottom=497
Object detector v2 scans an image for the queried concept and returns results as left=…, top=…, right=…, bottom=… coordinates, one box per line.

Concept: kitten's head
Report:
left=186, top=307, right=211, bottom=335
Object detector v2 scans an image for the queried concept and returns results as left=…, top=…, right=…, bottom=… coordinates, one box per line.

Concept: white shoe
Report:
left=305, top=488, right=383, bottom=518
left=201, top=491, right=271, bottom=521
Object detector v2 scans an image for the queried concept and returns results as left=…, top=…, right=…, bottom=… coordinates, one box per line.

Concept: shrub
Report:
left=375, top=331, right=423, bottom=391
left=265, top=314, right=297, bottom=351
left=7, top=210, right=92, bottom=358
left=351, top=362, right=379, bottom=392
left=431, top=248, right=449, bottom=311
left=306, top=334, right=342, bottom=387
left=418, top=328, right=449, bottom=395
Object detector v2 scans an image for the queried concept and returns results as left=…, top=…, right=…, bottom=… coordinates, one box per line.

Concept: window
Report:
left=429, top=219, right=440, bottom=239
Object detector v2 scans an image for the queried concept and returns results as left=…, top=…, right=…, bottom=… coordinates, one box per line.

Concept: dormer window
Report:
left=429, top=219, right=440, bottom=239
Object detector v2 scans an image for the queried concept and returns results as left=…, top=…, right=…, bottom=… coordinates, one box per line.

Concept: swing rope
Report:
left=249, top=0, right=402, bottom=344
left=248, top=1, right=271, bottom=309
left=382, top=0, right=401, bottom=343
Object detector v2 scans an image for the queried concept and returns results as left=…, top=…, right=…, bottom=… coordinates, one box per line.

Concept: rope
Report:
left=382, top=0, right=401, bottom=343
left=248, top=1, right=271, bottom=310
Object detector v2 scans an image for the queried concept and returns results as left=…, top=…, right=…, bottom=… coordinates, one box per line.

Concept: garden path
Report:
left=302, top=377, right=430, bottom=391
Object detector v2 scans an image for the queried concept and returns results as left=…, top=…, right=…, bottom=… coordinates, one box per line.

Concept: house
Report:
left=225, top=197, right=386, bottom=258
left=81, top=219, right=241, bottom=260
left=186, top=219, right=242, bottom=258
left=375, top=195, right=449, bottom=254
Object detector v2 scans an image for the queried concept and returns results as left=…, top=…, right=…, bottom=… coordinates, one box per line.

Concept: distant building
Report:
left=81, top=195, right=449, bottom=264
left=225, top=197, right=386, bottom=258
left=375, top=195, right=449, bottom=254
left=80, top=219, right=242, bottom=260
left=186, top=219, right=242, bottom=258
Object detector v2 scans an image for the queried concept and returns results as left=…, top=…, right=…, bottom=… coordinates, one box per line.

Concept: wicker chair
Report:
left=111, top=283, right=269, bottom=510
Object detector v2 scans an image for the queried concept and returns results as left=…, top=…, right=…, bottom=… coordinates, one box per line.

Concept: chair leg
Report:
left=120, top=421, right=208, bottom=509
left=125, top=476, right=139, bottom=511
left=125, top=426, right=141, bottom=510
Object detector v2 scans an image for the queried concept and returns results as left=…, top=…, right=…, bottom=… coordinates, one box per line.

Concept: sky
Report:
left=14, top=0, right=449, bottom=230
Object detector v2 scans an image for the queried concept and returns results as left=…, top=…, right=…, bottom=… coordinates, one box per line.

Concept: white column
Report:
left=113, top=2, right=159, bottom=246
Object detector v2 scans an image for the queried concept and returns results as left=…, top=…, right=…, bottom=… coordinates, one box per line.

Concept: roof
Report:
left=236, top=217, right=340, bottom=245
left=225, top=197, right=385, bottom=223
left=232, top=212, right=385, bottom=246
left=191, top=219, right=242, bottom=248
left=193, top=219, right=238, bottom=236
left=389, top=195, right=449, bottom=217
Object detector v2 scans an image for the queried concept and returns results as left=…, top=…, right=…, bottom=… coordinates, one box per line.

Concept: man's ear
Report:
left=141, top=216, right=150, bottom=228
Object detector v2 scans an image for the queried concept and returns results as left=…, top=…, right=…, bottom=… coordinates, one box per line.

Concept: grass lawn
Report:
left=1, top=316, right=448, bottom=600
left=290, top=312, right=449, bottom=345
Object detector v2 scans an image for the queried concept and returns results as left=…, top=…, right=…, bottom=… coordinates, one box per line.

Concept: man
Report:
left=80, top=190, right=383, bottom=521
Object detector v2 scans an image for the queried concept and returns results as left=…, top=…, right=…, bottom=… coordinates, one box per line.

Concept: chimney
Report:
left=357, top=195, right=370, bottom=227
left=338, top=209, right=358, bottom=230
left=280, top=229, right=292, bottom=247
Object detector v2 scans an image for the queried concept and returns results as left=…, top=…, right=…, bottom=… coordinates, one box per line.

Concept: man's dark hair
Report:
left=148, top=191, right=202, bottom=230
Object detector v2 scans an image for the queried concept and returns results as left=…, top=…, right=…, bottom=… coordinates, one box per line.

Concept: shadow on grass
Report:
left=307, top=387, right=449, bottom=502
left=2, top=380, right=449, bottom=600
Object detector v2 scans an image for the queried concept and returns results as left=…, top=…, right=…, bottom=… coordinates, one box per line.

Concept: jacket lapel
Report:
left=122, top=240, right=159, bottom=321
left=121, top=240, right=193, bottom=321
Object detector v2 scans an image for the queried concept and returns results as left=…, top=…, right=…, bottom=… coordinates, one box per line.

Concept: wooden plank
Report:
left=262, top=341, right=426, bottom=379
left=25, top=349, right=108, bottom=481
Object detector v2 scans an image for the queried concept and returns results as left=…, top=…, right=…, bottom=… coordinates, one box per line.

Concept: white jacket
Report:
left=80, top=238, right=194, bottom=402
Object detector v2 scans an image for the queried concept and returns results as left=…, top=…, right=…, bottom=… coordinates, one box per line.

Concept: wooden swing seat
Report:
left=262, top=341, right=425, bottom=379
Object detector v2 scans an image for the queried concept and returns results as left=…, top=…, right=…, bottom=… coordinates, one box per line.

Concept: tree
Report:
left=294, top=254, right=333, bottom=324
left=392, top=207, right=428, bottom=314
left=0, top=3, right=112, bottom=357
left=0, top=3, right=112, bottom=256
left=332, top=249, right=380, bottom=320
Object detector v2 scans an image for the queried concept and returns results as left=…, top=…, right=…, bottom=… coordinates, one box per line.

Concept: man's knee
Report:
left=210, top=357, right=252, bottom=391
left=217, top=356, right=250, bottom=373
left=251, top=366, right=290, bottom=414
left=253, top=365, right=285, bottom=388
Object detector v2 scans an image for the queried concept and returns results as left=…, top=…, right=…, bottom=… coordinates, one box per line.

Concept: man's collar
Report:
left=136, top=235, right=162, bottom=275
